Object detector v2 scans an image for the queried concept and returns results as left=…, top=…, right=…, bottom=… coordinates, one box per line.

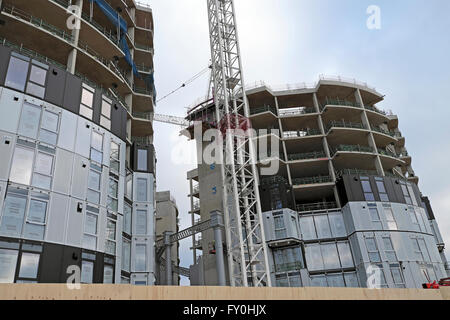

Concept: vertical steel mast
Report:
left=206, top=0, right=272, bottom=287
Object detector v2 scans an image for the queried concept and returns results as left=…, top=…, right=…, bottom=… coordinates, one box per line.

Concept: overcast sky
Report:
left=144, top=0, right=450, bottom=285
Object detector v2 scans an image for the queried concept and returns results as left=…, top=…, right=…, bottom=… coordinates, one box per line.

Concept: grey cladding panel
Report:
left=121, top=104, right=127, bottom=141
left=92, top=88, right=102, bottom=125
left=60, top=245, right=82, bottom=283
left=63, top=73, right=82, bottom=114
left=0, top=46, right=12, bottom=86
left=40, top=243, right=64, bottom=283
left=45, top=64, right=66, bottom=106
left=110, top=100, right=122, bottom=139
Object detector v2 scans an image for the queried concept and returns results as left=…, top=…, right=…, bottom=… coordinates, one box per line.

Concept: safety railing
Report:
left=378, top=148, right=399, bottom=158
left=192, top=201, right=200, bottom=211
left=282, top=128, right=322, bottom=139
left=371, top=125, right=396, bottom=137
left=275, top=262, right=303, bottom=273
left=292, top=175, right=333, bottom=185
left=192, top=185, right=200, bottom=194
left=279, top=107, right=316, bottom=116
left=364, top=105, right=388, bottom=116
left=326, top=120, right=365, bottom=132
left=2, top=3, right=74, bottom=43
left=288, top=151, right=326, bottom=161
left=81, top=12, right=119, bottom=45
left=136, top=63, right=153, bottom=73
left=297, top=202, right=338, bottom=213
left=318, top=75, right=377, bottom=91
left=320, top=97, right=362, bottom=110
left=131, top=136, right=152, bottom=145
left=335, top=169, right=379, bottom=178
left=133, top=85, right=152, bottom=96
left=135, top=42, right=154, bottom=53
left=331, top=144, right=374, bottom=156
left=260, top=175, right=288, bottom=186
left=132, top=111, right=152, bottom=121
left=399, top=150, right=410, bottom=157
left=249, top=105, right=277, bottom=116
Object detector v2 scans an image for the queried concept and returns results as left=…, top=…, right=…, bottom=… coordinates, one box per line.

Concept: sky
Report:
left=144, top=0, right=450, bottom=285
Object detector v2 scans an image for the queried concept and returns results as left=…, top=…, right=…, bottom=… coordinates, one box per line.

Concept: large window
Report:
left=136, top=209, right=148, bottom=235
left=299, top=216, right=316, bottom=240
left=310, top=272, right=359, bottom=288
left=368, top=206, right=382, bottom=230
left=360, top=176, right=375, bottom=201
left=275, top=272, right=301, bottom=287
left=122, top=238, right=131, bottom=272
left=100, top=97, right=112, bottom=130
left=0, top=247, right=19, bottom=283
left=365, top=237, right=381, bottom=263
left=81, top=252, right=95, bottom=284
left=105, top=217, right=116, bottom=255
left=87, top=163, right=102, bottom=205
left=314, top=215, right=332, bottom=239
left=137, top=149, right=148, bottom=171
left=107, top=176, right=119, bottom=212
left=304, top=241, right=354, bottom=272
left=321, top=243, right=340, bottom=270
left=135, top=244, right=147, bottom=272
left=5, top=53, right=30, bottom=91
left=300, top=211, right=346, bottom=240
left=382, top=236, right=397, bottom=262
left=390, top=263, right=405, bottom=288
left=18, top=252, right=40, bottom=280
left=80, top=84, right=94, bottom=120
left=383, top=207, right=397, bottom=230
left=123, top=203, right=132, bottom=235
left=375, top=177, right=389, bottom=202
left=18, top=102, right=60, bottom=145
left=83, top=206, right=99, bottom=251
left=273, top=247, right=303, bottom=272
left=136, top=178, right=148, bottom=202
left=110, top=141, right=120, bottom=173
left=0, top=189, right=49, bottom=240
left=90, top=131, right=104, bottom=164
left=26, top=60, right=48, bottom=98
left=32, top=150, right=54, bottom=190
left=273, top=213, right=287, bottom=239
left=103, top=256, right=114, bottom=284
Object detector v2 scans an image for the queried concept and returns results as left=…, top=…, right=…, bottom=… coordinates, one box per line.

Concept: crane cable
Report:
left=156, top=66, right=210, bottom=103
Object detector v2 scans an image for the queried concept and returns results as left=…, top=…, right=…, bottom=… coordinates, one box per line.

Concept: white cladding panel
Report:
left=71, top=154, right=89, bottom=200
left=66, top=198, right=84, bottom=247
left=75, top=118, right=91, bottom=159
left=53, top=148, right=74, bottom=194
left=58, top=110, right=78, bottom=152
left=46, top=193, right=69, bottom=243
left=0, top=131, right=15, bottom=181
left=0, top=88, right=22, bottom=134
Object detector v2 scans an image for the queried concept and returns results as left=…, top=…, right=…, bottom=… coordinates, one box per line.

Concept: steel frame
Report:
left=206, top=0, right=271, bottom=287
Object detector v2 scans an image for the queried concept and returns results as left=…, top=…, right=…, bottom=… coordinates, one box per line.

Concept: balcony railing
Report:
left=297, top=201, right=338, bottom=213
left=132, top=111, right=152, bottom=120
left=371, top=125, right=396, bottom=137
left=192, top=201, right=200, bottom=211
left=320, top=97, right=362, bottom=110
left=131, top=136, right=152, bottom=145
left=292, top=175, right=333, bottom=185
left=192, top=185, right=200, bottom=194
left=378, top=148, right=399, bottom=158
left=260, top=175, right=288, bottom=186
left=135, top=42, right=154, bottom=53
left=279, top=107, right=316, bottom=116
left=288, top=151, right=326, bottom=161
left=133, top=85, right=153, bottom=96
left=282, top=128, right=322, bottom=139
left=326, top=120, right=365, bottom=132
left=249, top=105, right=277, bottom=116
left=332, top=144, right=374, bottom=155
left=336, top=169, right=379, bottom=178
left=136, top=63, right=153, bottom=73
left=81, top=12, right=119, bottom=45
left=364, top=105, right=388, bottom=116
left=399, top=150, right=410, bottom=157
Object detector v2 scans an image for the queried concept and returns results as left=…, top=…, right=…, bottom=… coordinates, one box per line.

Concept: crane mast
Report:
left=206, top=0, right=272, bottom=287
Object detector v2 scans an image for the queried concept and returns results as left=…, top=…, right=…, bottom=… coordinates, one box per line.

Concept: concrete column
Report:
left=163, top=231, right=173, bottom=285
left=190, top=178, right=197, bottom=264
left=210, top=210, right=226, bottom=286
left=275, top=96, right=292, bottom=184
left=67, top=0, right=83, bottom=74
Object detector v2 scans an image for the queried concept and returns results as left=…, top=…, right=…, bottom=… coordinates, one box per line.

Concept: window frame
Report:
left=80, top=84, right=95, bottom=120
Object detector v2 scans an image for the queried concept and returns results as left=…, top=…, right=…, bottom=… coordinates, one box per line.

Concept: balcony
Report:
left=292, top=175, right=333, bottom=186
left=331, top=144, right=374, bottom=156
left=364, top=105, right=388, bottom=116
left=288, top=151, right=327, bottom=162
left=282, top=128, right=322, bottom=139
left=378, top=148, right=399, bottom=158
left=131, top=136, right=152, bottom=145
left=132, top=111, right=152, bottom=121
left=320, top=97, right=362, bottom=111
left=250, top=105, right=277, bottom=116
left=279, top=107, right=316, bottom=117
left=326, top=120, right=365, bottom=133
left=296, top=201, right=338, bottom=213
left=371, top=125, right=395, bottom=137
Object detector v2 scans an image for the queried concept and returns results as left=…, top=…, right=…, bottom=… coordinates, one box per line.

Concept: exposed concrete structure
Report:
left=156, top=191, right=180, bottom=285
left=0, top=0, right=156, bottom=285
left=186, top=77, right=449, bottom=288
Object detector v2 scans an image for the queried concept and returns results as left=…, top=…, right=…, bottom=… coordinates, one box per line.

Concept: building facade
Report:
left=0, top=0, right=157, bottom=285
left=155, top=190, right=180, bottom=285
left=186, top=77, right=449, bottom=288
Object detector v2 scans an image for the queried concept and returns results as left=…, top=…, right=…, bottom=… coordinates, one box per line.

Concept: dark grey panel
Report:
left=391, top=178, right=406, bottom=204
left=40, top=243, right=64, bottom=283
left=44, top=64, right=66, bottom=106
left=347, top=175, right=365, bottom=201
left=110, top=99, right=122, bottom=138
left=383, top=177, right=400, bottom=203
left=94, top=252, right=104, bottom=283
left=63, top=73, right=82, bottom=115
left=60, top=245, right=82, bottom=283
left=120, top=103, right=127, bottom=141
left=0, top=45, right=12, bottom=86
left=368, top=177, right=380, bottom=201
left=131, top=143, right=156, bottom=174
left=92, top=88, right=102, bottom=125
left=421, top=196, right=435, bottom=220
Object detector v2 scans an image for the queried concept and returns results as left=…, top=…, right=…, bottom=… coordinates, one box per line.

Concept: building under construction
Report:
left=186, top=78, right=450, bottom=288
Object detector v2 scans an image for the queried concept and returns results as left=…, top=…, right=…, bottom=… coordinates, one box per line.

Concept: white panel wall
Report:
left=97, top=207, right=107, bottom=253
left=0, top=131, right=15, bottom=181
left=53, top=148, right=74, bottom=194
left=75, top=118, right=91, bottom=159
left=66, top=198, right=84, bottom=247
left=71, top=154, right=89, bottom=200
left=46, top=193, right=69, bottom=244
left=58, top=110, right=78, bottom=152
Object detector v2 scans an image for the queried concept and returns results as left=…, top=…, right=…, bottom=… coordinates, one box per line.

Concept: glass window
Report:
left=274, top=215, right=287, bottom=239
left=384, top=208, right=397, bottom=230
left=81, top=260, right=94, bottom=284
left=105, top=240, right=116, bottom=255
left=300, top=216, right=316, bottom=240
left=275, top=274, right=289, bottom=287
left=88, top=170, right=101, bottom=191
left=407, top=184, right=418, bottom=206
left=26, top=82, right=45, bottom=99
left=304, top=244, right=324, bottom=271
left=18, top=102, right=41, bottom=139
left=400, top=182, right=412, bottom=205
left=314, top=215, right=332, bottom=239
left=382, top=237, right=397, bottom=262
left=27, top=199, right=47, bottom=224
left=135, top=244, right=147, bottom=272
left=310, top=275, right=327, bottom=287
left=361, top=178, right=375, bottom=201
left=136, top=178, right=148, bottom=202
left=80, top=86, right=94, bottom=120
left=103, top=265, right=114, bottom=284
left=337, top=242, right=354, bottom=268
left=125, top=173, right=133, bottom=199
left=409, top=208, right=420, bottom=231
left=18, top=253, right=40, bottom=279
left=0, top=194, right=27, bottom=236
left=29, top=65, right=47, bottom=85
left=321, top=243, right=340, bottom=270
left=23, top=223, right=45, bottom=240
left=369, top=208, right=382, bottom=230
left=136, top=210, right=147, bottom=235
left=0, top=249, right=19, bottom=283
left=84, top=213, right=98, bottom=235
left=26, top=61, right=48, bottom=98
left=390, top=264, right=405, bottom=288
left=327, top=274, right=345, bottom=287
left=123, top=203, right=132, bottom=235
left=107, top=178, right=119, bottom=212
left=100, top=98, right=112, bottom=130
left=344, top=272, right=359, bottom=287
left=375, top=178, right=389, bottom=202
left=122, top=238, right=131, bottom=272
left=5, top=55, right=29, bottom=91
left=39, top=110, right=59, bottom=145
left=90, top=132, right=103, bottom=164
left=83, top=234, right=97, bottom=251
left=106, top=220, right=116, bottom=241
left=10, top=146, right=34, bottom=185
left=137, top=149, right=148, bottom=171
left=365, top=237, right=381, bottom=263
left=418, top=239, right=431, bottom=262
left=291, top=216, right=299, bottom=238
left=415, top=209, right=427, bottom=232
left=110, top=142, right=120, bottom=172
left=34, top=152, right=53, bottom=176
left=329, top=213, right=346, bottom=238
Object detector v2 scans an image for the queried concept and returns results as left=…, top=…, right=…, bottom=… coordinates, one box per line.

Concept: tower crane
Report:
left=153, top=0, right=271, bottom=287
